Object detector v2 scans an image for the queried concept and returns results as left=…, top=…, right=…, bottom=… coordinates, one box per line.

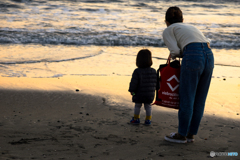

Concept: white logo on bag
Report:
left=167, top=75, right=179, bottom=92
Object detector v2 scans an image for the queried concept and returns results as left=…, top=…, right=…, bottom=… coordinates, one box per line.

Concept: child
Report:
left=128, top=49, right=157, bottom=125
left=162, top=6, right=214, bottom=143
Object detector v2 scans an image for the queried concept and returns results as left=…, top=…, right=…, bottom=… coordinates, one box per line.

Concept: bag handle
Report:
left=167, top=54, right=181, bottom=66
left=167, top=54, right=171, bottom=65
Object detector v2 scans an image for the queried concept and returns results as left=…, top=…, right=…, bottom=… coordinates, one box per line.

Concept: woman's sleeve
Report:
left=163, top=27, right=181, bottom=59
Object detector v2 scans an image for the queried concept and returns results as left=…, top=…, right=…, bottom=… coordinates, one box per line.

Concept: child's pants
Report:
left=134, top=103, right=152, bottom=118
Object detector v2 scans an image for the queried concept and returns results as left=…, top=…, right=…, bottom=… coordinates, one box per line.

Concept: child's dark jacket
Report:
left=129, top=67, right=157, bottom=103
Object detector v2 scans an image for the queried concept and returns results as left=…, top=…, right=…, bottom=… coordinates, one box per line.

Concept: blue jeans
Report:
left=178, top=43, right=214, bottom=136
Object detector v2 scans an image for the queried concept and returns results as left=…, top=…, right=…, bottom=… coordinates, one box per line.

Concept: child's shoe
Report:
left=130, top=117, right=140, bottom=125
left=144, top=119, right=151, bottom=125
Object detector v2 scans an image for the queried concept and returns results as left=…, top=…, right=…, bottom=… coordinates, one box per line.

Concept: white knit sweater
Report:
left=163, top=23, right=210, bottom=59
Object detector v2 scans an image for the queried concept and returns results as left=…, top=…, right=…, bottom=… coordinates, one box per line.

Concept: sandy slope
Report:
left=0, top=76, right=239, bottom=159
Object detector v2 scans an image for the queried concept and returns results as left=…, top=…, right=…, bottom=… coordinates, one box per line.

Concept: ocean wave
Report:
left=0, top=3, right=23, bottom=9
left=0, top=29, right=239, bottom=48
left=0, top=29, right=165, bottom=46
left=178, top=0, right=239, bottom=3
left=0, top=49, right=104, bottom=65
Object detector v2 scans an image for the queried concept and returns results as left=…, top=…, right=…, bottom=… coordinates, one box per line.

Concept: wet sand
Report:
left=0, top=76, right=240, bottom=159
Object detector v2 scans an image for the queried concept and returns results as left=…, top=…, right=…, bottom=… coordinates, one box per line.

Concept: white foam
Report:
left=98, top=8, right=106, bottom=13
left=31, top=6, right=40, bottom=14
left=52, top=74, right=64, bottom=78
left=210, top=23, right=221, bottom=28
left=212, top=41, right=238, bottom=47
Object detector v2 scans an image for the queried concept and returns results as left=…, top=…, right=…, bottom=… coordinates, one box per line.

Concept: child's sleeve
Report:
left=128, top=69, right=139, bottom=93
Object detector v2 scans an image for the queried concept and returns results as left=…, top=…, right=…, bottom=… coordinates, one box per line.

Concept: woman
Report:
left=162, top=6, right=214, bottom=143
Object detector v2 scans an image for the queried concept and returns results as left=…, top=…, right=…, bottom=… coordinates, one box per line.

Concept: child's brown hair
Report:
left=136, top=49, right=153, bottom=68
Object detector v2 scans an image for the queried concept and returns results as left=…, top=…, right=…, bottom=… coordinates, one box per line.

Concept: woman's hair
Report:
left=165, top=6, right=183, bottom=24
left=136, top=49, right=153, bottom=68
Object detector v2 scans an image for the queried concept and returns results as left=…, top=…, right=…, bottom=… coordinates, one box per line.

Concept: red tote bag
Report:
left=153, top=55, right=181, bottom=109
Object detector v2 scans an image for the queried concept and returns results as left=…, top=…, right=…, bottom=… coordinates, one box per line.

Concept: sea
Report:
left=0, top=0, right=240, bottom=78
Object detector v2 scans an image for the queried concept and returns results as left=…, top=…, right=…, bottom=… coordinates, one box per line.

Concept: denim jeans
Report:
left=178, top=43, right=214, bottom=136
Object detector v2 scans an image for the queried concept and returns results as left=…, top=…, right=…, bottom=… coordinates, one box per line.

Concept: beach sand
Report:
left=0, top=75, right=240, bottom=159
